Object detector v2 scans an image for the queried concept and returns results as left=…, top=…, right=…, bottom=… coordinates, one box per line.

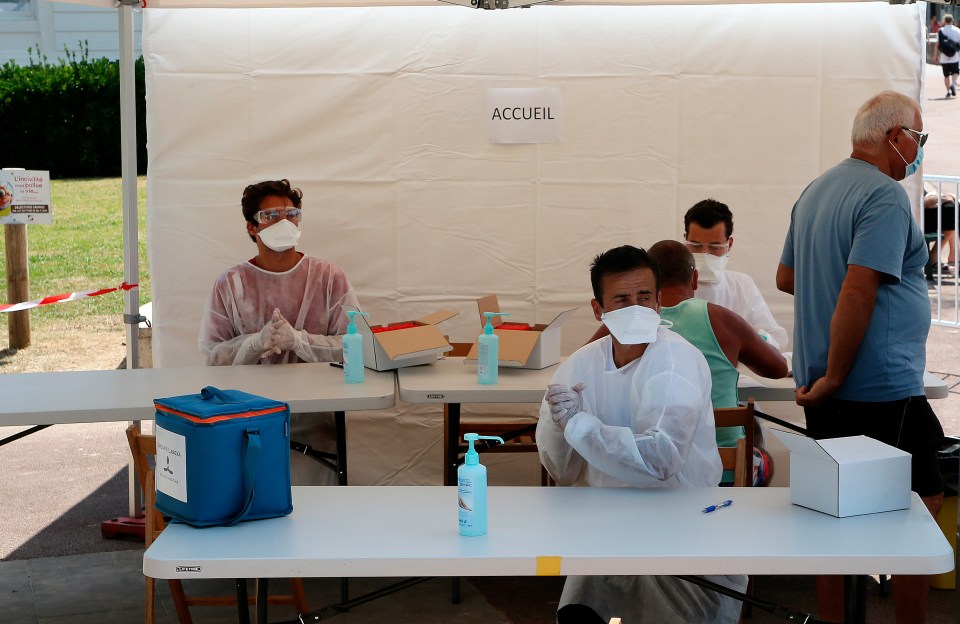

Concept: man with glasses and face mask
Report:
left=777, top=91, right=943, bottom=624
left=536, top=245, right=744, bottom=624
left=683, top=199, right=788, bottom=354
left=200, top=179, right=360, bottom=485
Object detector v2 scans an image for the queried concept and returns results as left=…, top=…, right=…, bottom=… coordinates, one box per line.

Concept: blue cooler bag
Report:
left=153, top=386, right=293, bottom=527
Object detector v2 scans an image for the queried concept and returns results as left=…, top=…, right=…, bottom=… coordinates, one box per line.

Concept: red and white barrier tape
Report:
left=0, top=283, right=138, bottom=313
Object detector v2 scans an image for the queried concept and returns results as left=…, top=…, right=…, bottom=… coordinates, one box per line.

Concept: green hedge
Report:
left=0, top=43, right=147, bottom=179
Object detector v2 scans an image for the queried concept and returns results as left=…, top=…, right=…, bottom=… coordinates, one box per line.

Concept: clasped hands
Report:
left=545, top=382, right=586, bottom=430
left=255, top=308, right=299, bottom=359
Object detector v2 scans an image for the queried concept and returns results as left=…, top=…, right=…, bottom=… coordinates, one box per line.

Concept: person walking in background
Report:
left=931, top=15, right=941, bottom=34
left=937, top=15, right=960, bottom=98
left=777, top=91, right=944, bottom=624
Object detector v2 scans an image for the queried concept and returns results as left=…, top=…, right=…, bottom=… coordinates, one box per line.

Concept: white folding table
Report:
left=397, top=356, right=559, bottom=485
left=144, top=485, right=953, bottom=624
left=0, top=362, right=397, bottom=486
left=737, top=370, right=949, bottom=402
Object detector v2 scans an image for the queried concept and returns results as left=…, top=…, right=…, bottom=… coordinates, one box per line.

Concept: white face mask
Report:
left=600, top=305, right=668, bottom=345
left=257, top=219, right=301, bottom=252
left=693, top=253, right=729, bottom=283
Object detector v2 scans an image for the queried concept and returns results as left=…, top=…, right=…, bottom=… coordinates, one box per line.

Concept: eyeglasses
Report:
left=889, top=126, right=928, bottom=147
left=255, top=207, right=302, bottom=225
left=683, top=240, right=729, bottom=256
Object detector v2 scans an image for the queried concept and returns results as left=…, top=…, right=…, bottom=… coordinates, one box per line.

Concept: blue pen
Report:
left=702, top=499, right=733, bottom=514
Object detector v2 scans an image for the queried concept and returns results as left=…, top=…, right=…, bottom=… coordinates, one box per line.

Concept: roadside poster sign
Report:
left=0, top=169, right=52, bottom=225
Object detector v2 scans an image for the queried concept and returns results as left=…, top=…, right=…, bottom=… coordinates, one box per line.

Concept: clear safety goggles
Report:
left=255, top=207, right=302, bottom=225
left=683, top=239, right=729, bottom=256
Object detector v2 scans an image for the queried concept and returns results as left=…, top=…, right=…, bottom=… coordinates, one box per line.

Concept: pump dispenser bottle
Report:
left=343, top=311, right=369, bottom=384
left=477, top=312, right=509, bottom=385
left=458, top=433, right=505, bottom=536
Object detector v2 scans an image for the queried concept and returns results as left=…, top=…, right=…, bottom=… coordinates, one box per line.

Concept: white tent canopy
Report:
left=128, top=2, right=924, bottom=483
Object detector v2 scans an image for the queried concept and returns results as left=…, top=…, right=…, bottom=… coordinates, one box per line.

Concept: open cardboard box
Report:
left=772, top=430, right=911, bottom=517
left=464, top=295, right=577, bottom=369
left=344, top=306, right=456, bottom=371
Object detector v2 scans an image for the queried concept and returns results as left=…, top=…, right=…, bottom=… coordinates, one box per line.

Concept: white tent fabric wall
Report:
left=144, top=3, right=924, bottom=485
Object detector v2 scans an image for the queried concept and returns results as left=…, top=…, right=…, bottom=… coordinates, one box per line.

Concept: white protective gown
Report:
left=536, top=329, right=746, bottom=624
left=694, top=269, right=788, bottom=353
left=199, top=254, right=360, bottom=485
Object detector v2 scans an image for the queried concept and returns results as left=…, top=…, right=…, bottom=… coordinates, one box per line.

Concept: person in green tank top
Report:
left=648, top=241, right=788, bottom=482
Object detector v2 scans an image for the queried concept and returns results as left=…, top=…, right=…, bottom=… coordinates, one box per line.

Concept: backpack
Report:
left=940, top=29, right=958, bottom=57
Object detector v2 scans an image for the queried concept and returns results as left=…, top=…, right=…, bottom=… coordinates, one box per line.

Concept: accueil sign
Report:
left=485, top=87, right=562, bottom=144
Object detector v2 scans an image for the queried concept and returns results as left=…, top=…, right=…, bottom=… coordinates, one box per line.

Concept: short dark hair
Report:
left=684, top=199, right=734, bottom=239
left=648, top=240, right=695, bottom=288
left=241, top=179, right=303, bottom=241
left=590, top=245, right=660, bottom=302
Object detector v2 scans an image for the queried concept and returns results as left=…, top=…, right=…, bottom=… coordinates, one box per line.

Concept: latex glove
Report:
left=545, top=382, right=586, bottom=430
left=270, top=316, right=299, bottom=352
left=250, top=316, right=280, bottom=358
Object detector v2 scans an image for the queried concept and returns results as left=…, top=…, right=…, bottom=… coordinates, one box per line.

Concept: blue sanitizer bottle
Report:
left=343, top=311, right=369, bottom=384
left=458, top=433, right=505, bottom=536
left=477, top=312, right=509, bottom=385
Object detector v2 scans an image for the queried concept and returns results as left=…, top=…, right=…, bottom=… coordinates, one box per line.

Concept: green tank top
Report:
left=660, top=299, right=743, bottom=448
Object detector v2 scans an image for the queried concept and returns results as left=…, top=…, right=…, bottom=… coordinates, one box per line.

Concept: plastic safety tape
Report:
left=0, top=282, right=138, bottom=313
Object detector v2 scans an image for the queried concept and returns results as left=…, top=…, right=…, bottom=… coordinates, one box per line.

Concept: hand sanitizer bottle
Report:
left=458, top=433, right=505, bottom=536
left=477, top=311, right=509, bottom=385
left=343, top=311, right=369, bottom=384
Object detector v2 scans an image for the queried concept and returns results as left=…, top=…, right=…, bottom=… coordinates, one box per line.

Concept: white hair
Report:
left=850, top=91, right=921, bottom=147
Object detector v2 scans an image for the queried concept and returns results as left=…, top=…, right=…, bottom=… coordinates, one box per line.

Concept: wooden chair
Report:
left=126, top=423, right=309, bottom=624
left=445, top=342, right=551, bottom=486
left=713, top=399, right=756, bottom=488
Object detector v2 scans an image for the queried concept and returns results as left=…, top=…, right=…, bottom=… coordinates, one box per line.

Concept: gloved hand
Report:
left=270, top=315, right=299, bottom=352
left=545, top=382, right=586, bottom=430
left=250, top=316, right=280, bottom=358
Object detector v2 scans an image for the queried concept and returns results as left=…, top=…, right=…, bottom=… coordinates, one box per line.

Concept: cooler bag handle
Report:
left=222, top=428, right=261, bottom=527
left=200, top=386, right=242, bottom=405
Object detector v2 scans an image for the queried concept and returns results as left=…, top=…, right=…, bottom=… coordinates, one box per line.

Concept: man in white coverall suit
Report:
left=536, top=244, right=745, bottom=624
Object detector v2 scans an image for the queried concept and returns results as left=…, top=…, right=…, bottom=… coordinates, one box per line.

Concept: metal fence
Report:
left=922, top=175, right=960, bottom=327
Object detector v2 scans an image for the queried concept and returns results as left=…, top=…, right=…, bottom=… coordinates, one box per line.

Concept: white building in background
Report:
left=0, top=0, right=141, bottom=65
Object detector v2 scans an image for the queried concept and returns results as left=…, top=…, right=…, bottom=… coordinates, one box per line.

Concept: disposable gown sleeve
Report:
left=287, top=286, right=360, bottom=363
left=201, top=304, right=272, bottom=366
left=562, top=369, right=707, bottom=486
left=740, top=278, right=788, bottom=352
left=536, top=399, right=588, bottom=485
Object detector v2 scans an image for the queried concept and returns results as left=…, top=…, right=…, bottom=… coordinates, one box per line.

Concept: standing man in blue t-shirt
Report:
left=777, top=91, right=944, bottom=624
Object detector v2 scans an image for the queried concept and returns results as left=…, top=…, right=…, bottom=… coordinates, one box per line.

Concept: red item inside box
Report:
left=371, top=322, right=418, bottom=334
left=497, top=322, right=532, bottom=331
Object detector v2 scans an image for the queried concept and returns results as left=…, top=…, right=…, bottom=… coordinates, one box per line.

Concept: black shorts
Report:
left=804, top=396, right=944, bottom=497
left=943, top=62, right=959, bottom=77
left=924, top=201, right=957, bottom=234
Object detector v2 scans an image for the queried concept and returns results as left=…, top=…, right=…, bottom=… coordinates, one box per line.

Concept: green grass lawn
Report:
left=0, top=176, right=149, bottom=331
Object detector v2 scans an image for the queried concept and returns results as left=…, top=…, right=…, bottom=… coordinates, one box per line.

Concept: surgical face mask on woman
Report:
left=600, top=304, right=670, bottom=345
left=693, top=252, right=729, bottom=283
left=257, top=218, right=301, bottom=252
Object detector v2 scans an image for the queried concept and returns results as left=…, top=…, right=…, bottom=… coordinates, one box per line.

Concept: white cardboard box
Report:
left=464, top=295, right=578, bottom=369
left=344, top=306, right=456, bottom=371
left=772, top=430, right=911, bottom=517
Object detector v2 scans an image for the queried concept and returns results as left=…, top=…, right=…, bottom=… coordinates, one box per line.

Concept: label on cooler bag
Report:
left=155, top=426, right=188, bottom=503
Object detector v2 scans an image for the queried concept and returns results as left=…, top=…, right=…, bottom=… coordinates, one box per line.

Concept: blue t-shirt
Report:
left=780, top=158, right=930, bottom=402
